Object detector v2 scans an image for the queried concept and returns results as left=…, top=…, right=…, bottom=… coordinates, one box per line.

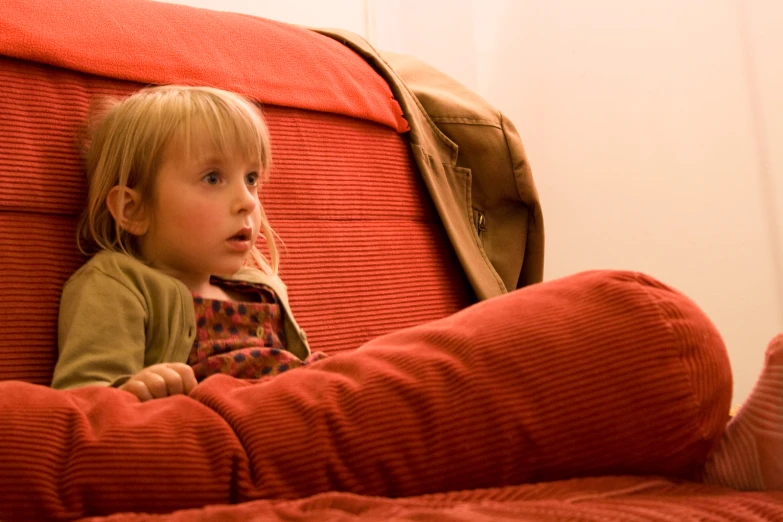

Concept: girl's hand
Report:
left=119, top=363, right=197, bottom=402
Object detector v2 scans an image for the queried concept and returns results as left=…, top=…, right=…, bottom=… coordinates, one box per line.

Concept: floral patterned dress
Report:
left=187, top=277, right=327, bottom=382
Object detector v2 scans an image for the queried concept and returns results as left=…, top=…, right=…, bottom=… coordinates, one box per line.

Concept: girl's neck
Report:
left=146, top=265, right=228, bottom=300
left=189, top=277, right=252, bottom=302
left=191, top=281, right=233, bottom=301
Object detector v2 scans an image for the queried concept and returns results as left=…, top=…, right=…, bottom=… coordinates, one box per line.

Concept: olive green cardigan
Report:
left=52, top=251, right=310, bottom=390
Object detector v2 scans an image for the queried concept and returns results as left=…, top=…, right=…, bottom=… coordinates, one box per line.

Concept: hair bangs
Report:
left=175, top=90, right=271, bottom=182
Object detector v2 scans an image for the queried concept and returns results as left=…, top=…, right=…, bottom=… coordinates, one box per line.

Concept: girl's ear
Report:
left=106, top=186, right=149, bottom=236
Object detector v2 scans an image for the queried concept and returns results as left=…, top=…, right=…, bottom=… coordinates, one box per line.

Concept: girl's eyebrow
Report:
left=194, top=156, right=223, bottom=167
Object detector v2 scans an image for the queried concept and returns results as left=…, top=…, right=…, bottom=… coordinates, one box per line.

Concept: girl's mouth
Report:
left=227, top=228, right=253, bottom=252
left=229, top=227, right=253, bottom=242
left=227, top=236, right=251, bottom=252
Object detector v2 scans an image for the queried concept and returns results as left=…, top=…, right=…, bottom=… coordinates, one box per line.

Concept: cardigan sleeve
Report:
left=52, top=267, right=148, bottom=390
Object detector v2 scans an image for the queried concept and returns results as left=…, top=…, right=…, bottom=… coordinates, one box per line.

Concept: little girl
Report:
left=52, top=85, right=325, bottom=401
left=51, top=84, right=781, bottom=492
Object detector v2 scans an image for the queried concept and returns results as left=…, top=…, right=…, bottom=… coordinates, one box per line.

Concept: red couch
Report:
left=1, top=0, right=782, bottom=520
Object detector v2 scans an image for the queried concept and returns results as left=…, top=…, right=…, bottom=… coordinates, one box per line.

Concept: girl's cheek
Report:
left=176, top=200, right=217, bottom=227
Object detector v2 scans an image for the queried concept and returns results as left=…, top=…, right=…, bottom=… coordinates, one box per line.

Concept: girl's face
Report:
left=137, top=130, right=264, bottom=291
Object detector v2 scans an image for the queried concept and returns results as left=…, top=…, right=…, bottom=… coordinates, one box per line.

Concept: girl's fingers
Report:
left=139, top=370, right=169, bottom=398
left=153, top=366, right=185, bottom=396
left=121, top=379, right=154, bottom=402
left=166, top=363, right=198, bottom=394
left=121, top=363, right=197, bottom=401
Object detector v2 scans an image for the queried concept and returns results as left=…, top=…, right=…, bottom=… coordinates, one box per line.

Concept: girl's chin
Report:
left=209, top=259, right=249, bottom=277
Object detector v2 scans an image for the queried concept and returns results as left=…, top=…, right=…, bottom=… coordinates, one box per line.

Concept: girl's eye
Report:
left=245, top=172, right=259, bottom=187
left=203, top=172, right=220, bottom=185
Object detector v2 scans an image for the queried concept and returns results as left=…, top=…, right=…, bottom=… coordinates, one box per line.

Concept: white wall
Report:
left=157, top=0, right=783, bottom=404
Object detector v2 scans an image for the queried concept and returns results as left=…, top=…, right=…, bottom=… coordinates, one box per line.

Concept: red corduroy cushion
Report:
left=0, top=56, right=474, bottom=385
left=0, top=0, right=408, bottom=132
left=77, top=477, right=783, bottom=522
left=0, top=270, right=732, bottom=520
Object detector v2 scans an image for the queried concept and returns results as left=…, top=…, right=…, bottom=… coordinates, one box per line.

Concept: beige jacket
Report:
left=52, top=251, right=310, bottom=390
left=317, top=29, right=545, bottom=300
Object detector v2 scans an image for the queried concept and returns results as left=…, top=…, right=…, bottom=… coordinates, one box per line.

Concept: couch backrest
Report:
left=0, top=54, right=475, bottom=385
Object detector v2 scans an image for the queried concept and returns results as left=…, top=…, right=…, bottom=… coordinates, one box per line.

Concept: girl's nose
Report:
left=234, top=184, right=259, bottom=213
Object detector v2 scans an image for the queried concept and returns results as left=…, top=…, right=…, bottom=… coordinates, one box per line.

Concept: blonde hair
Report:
left=79, top=85, right=279, bottom=275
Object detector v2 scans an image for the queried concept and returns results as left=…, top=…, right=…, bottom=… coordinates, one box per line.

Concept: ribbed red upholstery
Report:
left=0, top=270, right=734, bottom=520
left=78, top=477, right=783, bottom=522
left=0, top=0, right=408, bottom=132
left=0, top=56, right=473, bottom=385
